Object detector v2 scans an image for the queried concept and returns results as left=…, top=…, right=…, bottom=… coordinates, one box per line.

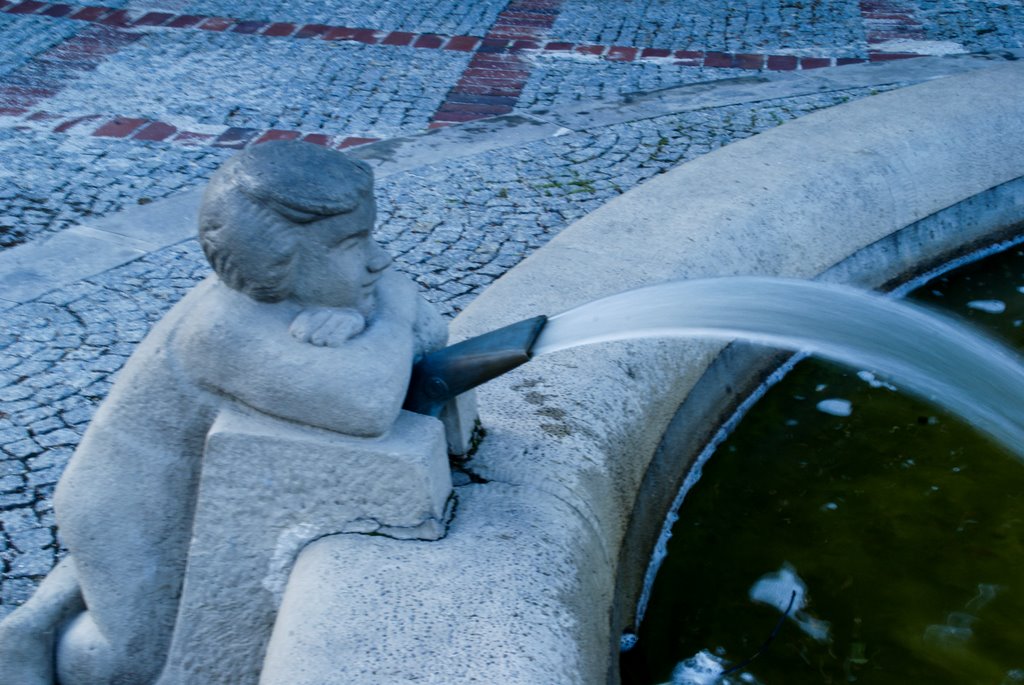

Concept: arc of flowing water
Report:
left=531, top=277, right=1024, bottom=460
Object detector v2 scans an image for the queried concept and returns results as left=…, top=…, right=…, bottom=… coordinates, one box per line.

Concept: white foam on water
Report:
left=1003, top=668, right=1024, bottom=683
left=923, top=584, right=1005, bottom=647
left=923, top=623, right=973, bottom=644
left=750, top=564, right=807, bottom=613
left=663, top=650, right=727, bottom=685
left=661, top=649, right=765, bottom=685
left=816, top=398, right=852, bottom=416
left=749, top=564, right=831, bottom=642
left=967, top=299, right=1006, bottom=314
left=966, top=583, right=1001, bottom=612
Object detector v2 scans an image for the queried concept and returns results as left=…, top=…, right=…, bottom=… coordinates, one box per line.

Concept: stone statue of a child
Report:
left=0, top=141, right=447, bottom=684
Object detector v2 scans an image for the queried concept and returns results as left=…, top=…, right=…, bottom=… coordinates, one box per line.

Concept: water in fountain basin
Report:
left=532, top=277, right=1024, bottom=461
left=617, top=244, right=1024, bottom=685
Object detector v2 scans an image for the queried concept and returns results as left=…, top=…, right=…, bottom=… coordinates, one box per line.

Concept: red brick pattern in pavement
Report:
left=0, top=22, right=142, bottom=115
left=0, top=0, right=921, bottom=76
left=432, top=0, right=566, bottom=126
left=0, top=0, right=941, bottom=149
left=860, top=0, right=927, bottom=61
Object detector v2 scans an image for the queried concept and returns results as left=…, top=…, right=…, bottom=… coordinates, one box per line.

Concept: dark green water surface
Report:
left=622, top=245, right=1024, bottom=685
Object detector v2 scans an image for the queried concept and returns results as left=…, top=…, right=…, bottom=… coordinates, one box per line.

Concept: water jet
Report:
left=410, top=276, right=1024, bottom=460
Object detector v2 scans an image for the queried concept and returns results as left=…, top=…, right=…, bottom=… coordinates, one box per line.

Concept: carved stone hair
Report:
left=198, top=141, right=374, bottom=302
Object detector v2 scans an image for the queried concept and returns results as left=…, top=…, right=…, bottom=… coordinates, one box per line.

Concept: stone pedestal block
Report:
left=156, top=406, right=452, bottom=685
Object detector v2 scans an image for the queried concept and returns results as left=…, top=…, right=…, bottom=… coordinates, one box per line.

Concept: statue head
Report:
left=199, top=141, right=392, bottom=316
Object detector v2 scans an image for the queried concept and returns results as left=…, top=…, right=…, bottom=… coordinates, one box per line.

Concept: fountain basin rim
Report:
left=264, top=60, right=1024, bottom=685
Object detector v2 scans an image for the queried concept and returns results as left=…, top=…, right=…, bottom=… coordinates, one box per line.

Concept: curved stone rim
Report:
left=263, top=60, right=1024, bottom=684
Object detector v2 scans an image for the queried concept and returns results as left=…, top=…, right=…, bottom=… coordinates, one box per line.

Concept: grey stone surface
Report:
left=160, top=406, right=451, bottom=685
left=544, top=52, right=1011, bottom=130
left=373, top=84, right=901, bottom=316
left=0, top=128, right=229, bottom=248
left=125, top=0, right=507, bottom=36
left=548, top=0, right=866, bottom=54
left=348, top=114, right=561, bottom=178
left=81, top=187, right=205, bottom=248
left=41, top=32, right=472, bottom=139
left=260, top=481, right=608, bottom=685
left=918, top=0, right=1024, bottom=52
left=7, top=53, right=1010, bottom=310
left=0, top=15, right=82, bottom=79
left=0, top=226, right=155, bottom=305
left=518, top=58, right=748, bottom=113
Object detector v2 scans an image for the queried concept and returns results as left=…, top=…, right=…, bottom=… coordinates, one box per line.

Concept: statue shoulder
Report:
left=173, top=279, right=292, bottom=368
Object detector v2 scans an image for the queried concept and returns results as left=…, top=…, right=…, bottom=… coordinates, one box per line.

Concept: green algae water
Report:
left=620, top=246, right=1024, bottom=685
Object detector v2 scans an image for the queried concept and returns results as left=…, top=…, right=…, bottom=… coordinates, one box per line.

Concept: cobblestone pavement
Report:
left=119, top=0, right=507, bottom=35
left=2, top=0, right=1024, bottom=616
left=0, top=127, right=229, bottom=247
left=548, top=0, right=867, bottom=54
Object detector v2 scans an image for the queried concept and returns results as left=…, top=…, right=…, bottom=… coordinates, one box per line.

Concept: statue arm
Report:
left=185, top=275, right=418, bottom=437
left=413, top=295, right=449, bottom=358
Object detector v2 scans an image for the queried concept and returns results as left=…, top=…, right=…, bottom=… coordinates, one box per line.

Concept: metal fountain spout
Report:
left=403, top=315, right=548, bottom=418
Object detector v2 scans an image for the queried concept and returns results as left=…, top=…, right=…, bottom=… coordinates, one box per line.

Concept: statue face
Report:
left=290, top=199, right=392, bottom=315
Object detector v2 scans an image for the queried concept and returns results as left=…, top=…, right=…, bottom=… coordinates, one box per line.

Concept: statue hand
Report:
left=289, top=307, right=366, bottom=347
